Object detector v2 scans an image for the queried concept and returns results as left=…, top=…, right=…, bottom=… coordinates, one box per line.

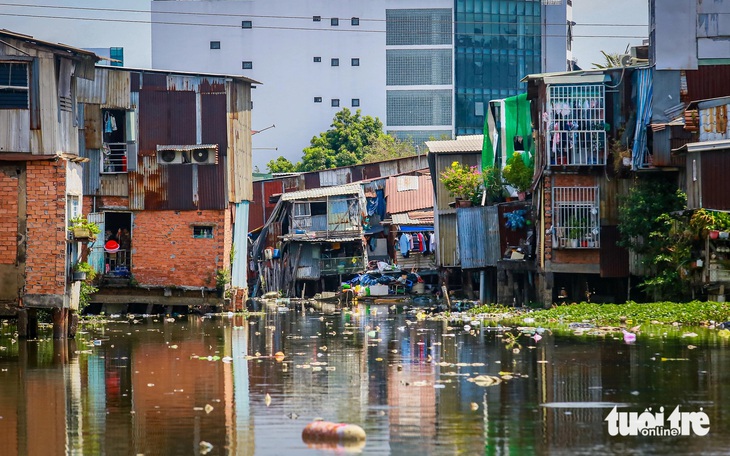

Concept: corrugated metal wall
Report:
left=227, top=79, right=253, bottom=203
left=103, top=70, right=131, bottom=109
left=437, top=212, right=459, bottom=267
left=138, top=91, right=197, bottom=155
left=198, top=157, right=227, bottom=210
left=701, top=149, right=730, bottom=210
left=201, top=93, right=228, bottom=153
left=304, top=173, right=320, bottom=189
left=457, top=206, right=500, bottom=268
left=296, top=244, right=321, bottom=280
left=320, top=168, right=351, bottom=186
left=167, top=164, right=195, bottom=210
left=684, top=65, right=730, bottom=103
left=249, top=181, right=265, bottom=231
left=231, top=201, right=249, bottom=289
left=599, top=225, right=629, bottom=277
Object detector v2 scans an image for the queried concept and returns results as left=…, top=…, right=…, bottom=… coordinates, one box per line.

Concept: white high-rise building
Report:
left=151, top=0, right=571, bottom=170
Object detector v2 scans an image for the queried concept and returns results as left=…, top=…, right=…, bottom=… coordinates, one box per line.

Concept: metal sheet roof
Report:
left=385, top=174, right=433, bottom=214
left=391, top=212, right=434, bottom=226
left=425, top=135, right=484, bottom=153
left=281, top=182, right=363, bottom=201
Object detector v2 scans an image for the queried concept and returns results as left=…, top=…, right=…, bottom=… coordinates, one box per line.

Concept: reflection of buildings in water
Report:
left=230, top=315, right=255, bottom=455
left=388, top=325, right=439, bottom=452
left=0, top=340, right=82, bottom=456
left=538, top=341, right=604, bottom=451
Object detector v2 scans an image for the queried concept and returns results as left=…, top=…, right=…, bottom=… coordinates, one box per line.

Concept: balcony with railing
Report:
left=546, top=84, right=607, bottom=166
left=320, top=256, right=364, bottom=275
left=102, top=142, right=129, bottom=174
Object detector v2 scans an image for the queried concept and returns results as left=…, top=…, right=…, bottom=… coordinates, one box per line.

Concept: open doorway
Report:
left=104, top=212, right=132, bottom=276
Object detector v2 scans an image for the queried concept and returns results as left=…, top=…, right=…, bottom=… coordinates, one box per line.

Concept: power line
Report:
left=0, top=2, right=649, bottom=28
left=0, top=12, right=648, bottom=39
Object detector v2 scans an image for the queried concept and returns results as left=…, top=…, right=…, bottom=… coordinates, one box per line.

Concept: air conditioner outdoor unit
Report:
left=157, top=149, right=192, bottom=164
left=191, top=148, right=216, bottom=165
left=158, top=149, right=183, bottom=164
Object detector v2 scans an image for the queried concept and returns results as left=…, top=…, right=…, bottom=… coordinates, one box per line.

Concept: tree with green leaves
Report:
left=265, top=109, right=415, bottom=173
left=592, top=50, right=623, bottom=69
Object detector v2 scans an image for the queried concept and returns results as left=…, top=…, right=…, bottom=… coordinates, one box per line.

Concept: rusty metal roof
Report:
left=425, top=135, right=484, bottom=153
left=281, top=182, right=363, bottom=201
left=0, top=29, right=98, bottom=59
left=385, top=174, right=433, bottom=214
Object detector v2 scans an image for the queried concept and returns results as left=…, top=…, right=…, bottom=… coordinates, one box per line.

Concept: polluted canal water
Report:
left=1, top=303, right=729, bottom=455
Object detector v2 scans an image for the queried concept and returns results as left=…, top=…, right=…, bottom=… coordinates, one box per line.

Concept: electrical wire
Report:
left=0, top=12, right=648, bottom=39
left=0, top=2, right=650, bottom=27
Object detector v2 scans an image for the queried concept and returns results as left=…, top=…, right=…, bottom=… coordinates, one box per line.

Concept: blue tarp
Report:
left=397, top=226, right=434, bottom=233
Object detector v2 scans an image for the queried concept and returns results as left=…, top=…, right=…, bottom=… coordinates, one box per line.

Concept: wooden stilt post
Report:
left=52, top=308, right=67, bottom=340
left=17, top=309, right=28, bottom=339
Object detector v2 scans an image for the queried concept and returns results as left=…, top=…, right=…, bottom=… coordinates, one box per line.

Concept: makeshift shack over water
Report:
left=251, top=183, right=368, bottom=297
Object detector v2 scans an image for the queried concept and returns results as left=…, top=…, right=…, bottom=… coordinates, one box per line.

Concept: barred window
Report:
left=552, top=186, right=600, bottom=249
left=0, top=62, right=29, bottom=109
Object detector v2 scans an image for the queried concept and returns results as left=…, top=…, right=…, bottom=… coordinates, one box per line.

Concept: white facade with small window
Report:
left=151, top=0, right=452, bottom=171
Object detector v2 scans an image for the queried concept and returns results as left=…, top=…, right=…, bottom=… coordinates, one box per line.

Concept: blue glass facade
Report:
left=455, top=0, right=542, bottom=135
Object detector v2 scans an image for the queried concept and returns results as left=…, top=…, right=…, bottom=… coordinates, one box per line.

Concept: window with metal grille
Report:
left=314, top=97, right=322, bottom=103
left=331, top=99, right=340, bottom=107
left=331, top=58, right=339, bottom=66
left=546, top=84, right=606, bottom=166
left=313, top=16, right=321, bottom=22
left=331, top=17, right=339, bottom=26
left=193, top=226, right=214, bottom=239
left=351, top=17, right=359, bottom=26
left=386, top=89, right=452, bottom=126
left=241, top=20, right=252, bottom=29
left=242, top=61, right=253, bottom=70
left=351, top=58, right=359, bottom=66
left=552, top=186, right=600, bottom=249
left=386, top=9, right=452, bottom=46
left=386, top=49, right=452, bottom=86
left=101, top=109, right=137, bottom=174
left=0, top=62, right=29, bottom=109
left=210, top=41, right=220, bottom=49
left=351, top=98, right=360, bottom=107
left=313, top=56, right=321, bottom=63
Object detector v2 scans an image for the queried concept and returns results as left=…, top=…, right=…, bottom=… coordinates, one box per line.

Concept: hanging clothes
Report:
left=417, top=233, right=425, bottom=253
left=408, top=233, right=414, bottom=249
left=399, top=233, right=410, bottom=258
left=429, top=232, right=437, bottom=252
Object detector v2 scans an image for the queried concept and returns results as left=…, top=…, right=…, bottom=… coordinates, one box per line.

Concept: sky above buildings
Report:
left=2, top=0, right=649, bottom=69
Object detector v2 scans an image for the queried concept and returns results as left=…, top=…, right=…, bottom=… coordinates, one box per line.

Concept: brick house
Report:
left=76, top=66, right=257, bottom=312
left=524, top=69, right=637, bottom=305
left=0, top=30, right=99, bottom=336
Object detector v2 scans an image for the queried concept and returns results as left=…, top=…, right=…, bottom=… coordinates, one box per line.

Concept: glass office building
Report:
left=455, top=0, right=544, bottom=135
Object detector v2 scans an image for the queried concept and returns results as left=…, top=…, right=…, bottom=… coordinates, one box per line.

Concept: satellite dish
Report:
left=160, top=150, right=176, bottom=163
left=193, top=149, right=209, bottom=163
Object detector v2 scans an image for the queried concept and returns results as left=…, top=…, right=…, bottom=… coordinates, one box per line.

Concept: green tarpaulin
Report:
left=482, top=92, right=534, bottom=170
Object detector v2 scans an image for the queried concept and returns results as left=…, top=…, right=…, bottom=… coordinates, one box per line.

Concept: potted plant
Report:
left=73, top=261, right=96, bottom=282
left=482, top=166, right=505, bottom=204
left=440, top=161, right=482, bottom=207
left=502, top=152, right=534, bottom=200
left=69, top=215, right=101, bottom=240
left=216, top=268, right=231, bottom=298
left=567, top=216, right=585, bottom=248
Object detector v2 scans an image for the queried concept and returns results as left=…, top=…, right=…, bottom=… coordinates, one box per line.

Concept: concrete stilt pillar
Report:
left=52, top=308, right=67, bottom=340
left=67, top=312, right=79, bottom=339
left=17, top=309, right=28, bottom=338
left=28, top=309, right=38, bottom=339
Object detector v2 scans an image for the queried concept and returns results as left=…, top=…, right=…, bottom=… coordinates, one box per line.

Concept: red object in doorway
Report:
left=105, top=240, right=120, bottom=252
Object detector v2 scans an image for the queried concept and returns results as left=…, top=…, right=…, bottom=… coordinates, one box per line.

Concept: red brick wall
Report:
left=0, top=167, right=19, bottom=265
left=132, top=210, right=227, bottom=287
left=543, top=173, right=599, bottom=265
left=25, top=161, right=67, bottom=295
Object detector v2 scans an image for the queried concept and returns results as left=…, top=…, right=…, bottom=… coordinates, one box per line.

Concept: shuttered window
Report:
left=0, top=62, right=29, bottom=109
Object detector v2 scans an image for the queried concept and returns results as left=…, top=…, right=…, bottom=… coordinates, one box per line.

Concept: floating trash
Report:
left=468, top=375, right=502, bottom=387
